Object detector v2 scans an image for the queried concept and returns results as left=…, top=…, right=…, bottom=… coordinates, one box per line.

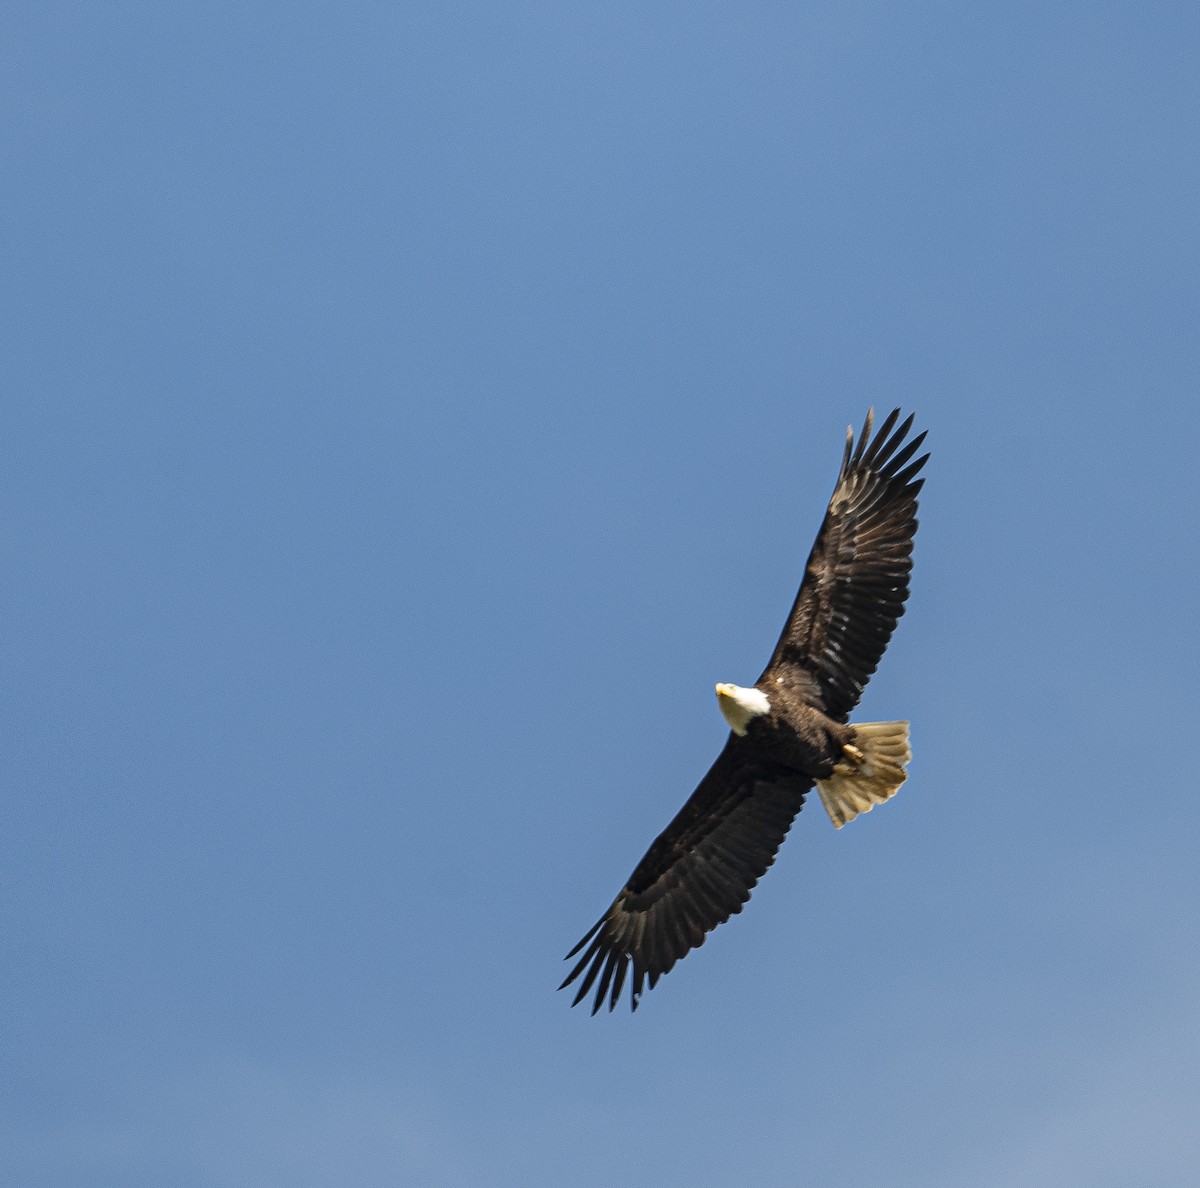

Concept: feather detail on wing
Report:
left=560, top=741, right=811, bottom=1013
left=759, top=408, right=928, bottom=722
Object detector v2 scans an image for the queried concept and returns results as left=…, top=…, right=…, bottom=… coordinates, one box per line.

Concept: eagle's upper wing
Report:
left=560, top=740, right=811, bottom=1013
left=758, top=408, right=928, bottom=723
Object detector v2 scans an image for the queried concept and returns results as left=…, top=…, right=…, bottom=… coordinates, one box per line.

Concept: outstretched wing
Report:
left=759, top=408, right=928, bottom=723
left=560, top=740, right=811, bottom=1013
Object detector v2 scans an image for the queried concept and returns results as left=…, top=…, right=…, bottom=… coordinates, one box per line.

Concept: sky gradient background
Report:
left=4, top=4, right=1200, bottom=1185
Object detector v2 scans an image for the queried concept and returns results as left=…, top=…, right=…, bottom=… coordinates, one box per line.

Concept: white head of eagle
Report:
left=714, top=683, right=771, bottom=736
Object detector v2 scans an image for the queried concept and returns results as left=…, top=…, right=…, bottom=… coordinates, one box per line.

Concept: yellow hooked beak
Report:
left=714, top=682, right=735, bottom=700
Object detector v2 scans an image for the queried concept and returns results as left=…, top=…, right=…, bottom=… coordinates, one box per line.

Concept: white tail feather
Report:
left=816, top=721, right=911, bottom=829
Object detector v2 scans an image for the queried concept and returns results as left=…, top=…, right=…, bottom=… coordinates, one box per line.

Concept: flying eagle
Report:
left=561, top=408, right=928, bottom=1013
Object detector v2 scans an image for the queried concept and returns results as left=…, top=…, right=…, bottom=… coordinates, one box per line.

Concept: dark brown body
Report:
left=742, top=680, right=857, bottom=781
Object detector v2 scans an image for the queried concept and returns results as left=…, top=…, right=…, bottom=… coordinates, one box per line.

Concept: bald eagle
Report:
left=561, top=408, right=928, bottom=1013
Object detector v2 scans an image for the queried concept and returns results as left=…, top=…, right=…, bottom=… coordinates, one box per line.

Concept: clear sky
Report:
left=4, top=4, right=1199, bottom=1185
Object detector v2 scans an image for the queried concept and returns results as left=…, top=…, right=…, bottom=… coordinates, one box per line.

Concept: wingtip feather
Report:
left=851, top=408, right=875, bottom=465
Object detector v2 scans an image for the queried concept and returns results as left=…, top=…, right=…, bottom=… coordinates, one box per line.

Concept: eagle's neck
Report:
left=715, top=683, right=771, bottom=736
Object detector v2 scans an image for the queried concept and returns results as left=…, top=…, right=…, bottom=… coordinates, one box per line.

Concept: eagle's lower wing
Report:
left=759, top=408, right=928, bottom=722
left=560, top=741, right=811, bottom=1013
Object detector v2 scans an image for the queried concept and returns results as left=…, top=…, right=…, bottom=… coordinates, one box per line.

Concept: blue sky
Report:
left=4, top=3, right=1199, bottom=1185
